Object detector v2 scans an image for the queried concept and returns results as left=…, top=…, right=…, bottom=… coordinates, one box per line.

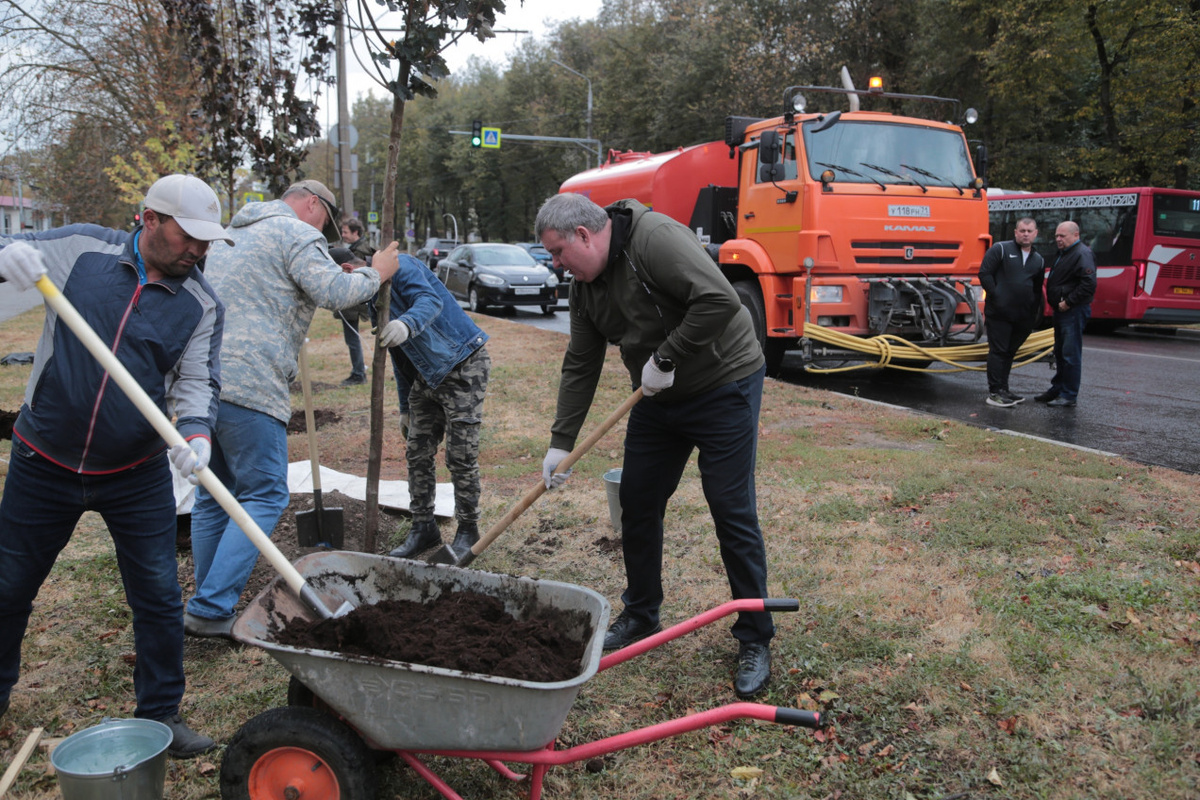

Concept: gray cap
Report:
left=288, top=179, right=341, bottom=243
left=143, top=175, right=234, bottom=245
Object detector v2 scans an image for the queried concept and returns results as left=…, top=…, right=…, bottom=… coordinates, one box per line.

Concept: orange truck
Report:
left=559, top=79, right=991, bottom=373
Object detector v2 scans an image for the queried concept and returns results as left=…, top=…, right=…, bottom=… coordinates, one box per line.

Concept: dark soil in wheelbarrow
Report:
left=274, top=589, right=591, bottom=683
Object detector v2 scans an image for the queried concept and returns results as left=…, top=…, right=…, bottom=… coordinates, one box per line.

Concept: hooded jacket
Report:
left=2, top=225, right=223, bottom=473
left=203, top=199, right=380, bottom=422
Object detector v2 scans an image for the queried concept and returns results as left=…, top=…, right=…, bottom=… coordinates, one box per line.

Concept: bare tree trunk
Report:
left=363, top=69, right=409, bottom=553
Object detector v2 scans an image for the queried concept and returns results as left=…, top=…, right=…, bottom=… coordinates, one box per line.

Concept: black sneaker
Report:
left=602, top=610, right=662, bottom=651
left=183, top=611, right=235, bottom=639
left=1046, top=396, right=1076, bottom=407
left=1001, top=389, right=1026, bottom=404
left=986, top=393, right=1017, bottom=408
left=734, top=642, right=771, bottom=698
left=157, top=713, right=217, bottom=759
left=1034, top=390, right=1059, bottom=403
left=340, top=374, right=367, bottom=386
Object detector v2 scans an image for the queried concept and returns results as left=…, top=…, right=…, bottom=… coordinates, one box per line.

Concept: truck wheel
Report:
left=733, top=280, right=787, bottom=377
left=220, top=706, right=376, bottom=800
left=469, top=286, right=488, bottom=313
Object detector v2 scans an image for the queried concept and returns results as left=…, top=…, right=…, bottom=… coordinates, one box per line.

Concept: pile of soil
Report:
left=274, top=589, right=590, bottom=683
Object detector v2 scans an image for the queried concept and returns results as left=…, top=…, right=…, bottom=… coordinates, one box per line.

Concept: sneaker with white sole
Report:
left=986, top=393, right=1018, bottom=408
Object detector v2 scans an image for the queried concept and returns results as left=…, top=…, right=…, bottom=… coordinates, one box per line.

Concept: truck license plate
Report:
left=888, top=205, right=931, bottom=218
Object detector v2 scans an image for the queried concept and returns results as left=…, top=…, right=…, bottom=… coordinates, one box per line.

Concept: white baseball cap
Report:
left=143, top=175, right=234, bottom=245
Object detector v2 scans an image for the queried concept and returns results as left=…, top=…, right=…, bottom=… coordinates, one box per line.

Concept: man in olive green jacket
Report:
left=536, top=193, right=773, bottom=698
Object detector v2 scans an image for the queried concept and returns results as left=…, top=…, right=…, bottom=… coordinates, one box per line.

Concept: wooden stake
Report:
left=0, top=726, right=44, bottom=797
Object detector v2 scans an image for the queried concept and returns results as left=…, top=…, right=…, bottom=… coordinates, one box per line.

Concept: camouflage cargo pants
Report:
left=406, top=346, right=490, bottom=524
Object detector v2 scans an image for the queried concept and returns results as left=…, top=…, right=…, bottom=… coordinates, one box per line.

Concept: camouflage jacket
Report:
left=204, top=200, right=380, bottom=422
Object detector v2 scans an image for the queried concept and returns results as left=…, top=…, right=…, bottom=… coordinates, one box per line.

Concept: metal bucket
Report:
left=603, top=468, right=622, bottom=532
left=51, top=718, right=171, bottom=800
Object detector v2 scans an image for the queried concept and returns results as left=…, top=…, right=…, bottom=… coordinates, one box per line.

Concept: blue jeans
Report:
left=1051, top=304, right=1090, bottom=401
left=188, top=402, right=289, bottom=620
left=619, top=365, right=773, bottom=645
left=0, top=438, right=184, bottom=720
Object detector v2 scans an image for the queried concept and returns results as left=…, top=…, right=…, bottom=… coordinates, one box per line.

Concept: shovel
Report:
left=295, top=341, right=344, bottom=548
left=428, top=388, right=644, bottom=567
left=33, top=275, right=352, bottom=620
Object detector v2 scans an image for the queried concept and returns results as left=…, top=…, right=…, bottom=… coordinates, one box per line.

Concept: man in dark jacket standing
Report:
left=0, top=174, right=228, bottom=757
left=980, top=217, right=1044, bottom=408
left=1035, top=221, right=1097, bottom=407
left=536, top=192, right=774, bottom=699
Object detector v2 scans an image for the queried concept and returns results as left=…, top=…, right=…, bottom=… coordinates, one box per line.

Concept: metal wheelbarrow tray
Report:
left=224, top=551, right=822, bottom=800
left=232, top=551, right=610, bottom=752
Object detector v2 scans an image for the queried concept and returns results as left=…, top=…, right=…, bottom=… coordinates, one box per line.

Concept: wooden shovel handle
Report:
left=469, top=388, right=643, bottom=557
left=298, top=341, right=323, bottom=495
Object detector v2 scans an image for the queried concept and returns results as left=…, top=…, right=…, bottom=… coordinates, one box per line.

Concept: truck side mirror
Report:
left=757, top=130, right=784, bottom=182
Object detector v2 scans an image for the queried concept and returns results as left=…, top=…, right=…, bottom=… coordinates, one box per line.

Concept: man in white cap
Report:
left=0, top=174, right=229, bottom=757
left=184, top=180, right=401, bottom=637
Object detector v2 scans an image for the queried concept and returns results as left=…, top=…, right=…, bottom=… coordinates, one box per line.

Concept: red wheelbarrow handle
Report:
left=598, top=598, right=797, bottom=672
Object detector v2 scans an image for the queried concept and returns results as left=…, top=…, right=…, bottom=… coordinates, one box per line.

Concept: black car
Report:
left=436, top=243, right=560, bottom=314
left=415, top=237, right=460, bottom=269
left=514, top=242, right=570, bottom=300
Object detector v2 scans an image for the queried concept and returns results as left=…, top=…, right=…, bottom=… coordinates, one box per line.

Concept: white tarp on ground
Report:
left=287, top=461, right=455, bottom=518
left=172, top=462, right=453, bottom=518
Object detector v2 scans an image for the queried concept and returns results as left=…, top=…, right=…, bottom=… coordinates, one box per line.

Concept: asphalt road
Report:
left=500, top=306, right=1200, bottom=475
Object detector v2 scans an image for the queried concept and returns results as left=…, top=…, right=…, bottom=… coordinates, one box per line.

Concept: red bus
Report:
left=987, top=187, right=1200, bottom=330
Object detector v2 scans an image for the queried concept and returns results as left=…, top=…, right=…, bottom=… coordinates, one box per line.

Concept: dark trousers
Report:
left=1050, top=304, right=1091, bottom=401
left=619, top=365, right=773, bottom=645
left=985, top=315, right=1035, bottom=393
left=337, top=303, right=368, bottom=380
left=0, top=438, right=184, bottom=719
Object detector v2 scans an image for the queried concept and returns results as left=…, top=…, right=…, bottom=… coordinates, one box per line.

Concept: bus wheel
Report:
left=733, top=280, right=786, bottom=376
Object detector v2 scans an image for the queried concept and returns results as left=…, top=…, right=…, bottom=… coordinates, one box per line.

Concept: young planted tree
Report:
left=346, top=0, right=508, bottom=549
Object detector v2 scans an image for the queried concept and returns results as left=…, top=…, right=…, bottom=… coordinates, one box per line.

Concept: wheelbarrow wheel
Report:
left=220, top=706, right=376, bottom=800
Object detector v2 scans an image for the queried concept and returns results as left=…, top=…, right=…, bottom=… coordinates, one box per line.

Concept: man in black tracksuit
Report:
left=979, top=217, right=1044, bottom=407
left=1035, top=221, right=1097, bottom=407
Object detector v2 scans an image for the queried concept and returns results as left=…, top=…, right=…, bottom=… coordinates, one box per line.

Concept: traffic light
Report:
left=471, top=120, right=483, bottom=148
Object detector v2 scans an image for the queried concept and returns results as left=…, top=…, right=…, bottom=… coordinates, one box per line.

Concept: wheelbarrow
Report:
left=219, top=552, right=823, bottom=800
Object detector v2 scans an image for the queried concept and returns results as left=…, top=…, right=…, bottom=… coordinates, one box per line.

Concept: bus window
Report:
left=1079, top=205, right=1137, bottom=266
left=1153, top=194, right=1200, bottom=241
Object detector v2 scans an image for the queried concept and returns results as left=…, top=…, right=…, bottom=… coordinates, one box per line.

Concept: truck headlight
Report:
left=810, top=285, right=844, bottom=303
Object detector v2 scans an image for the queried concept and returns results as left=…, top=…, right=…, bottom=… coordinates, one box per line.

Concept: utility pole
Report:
left=335, top=7, right=354, bottom=220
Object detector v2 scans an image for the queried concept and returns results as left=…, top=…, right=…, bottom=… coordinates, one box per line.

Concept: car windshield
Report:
left=473, top=245, right=537, bottom=266
left=802, top=120, right=975, bottom=189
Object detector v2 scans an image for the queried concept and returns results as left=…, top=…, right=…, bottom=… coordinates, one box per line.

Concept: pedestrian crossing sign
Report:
left=482, top=127, right=501, bottom=149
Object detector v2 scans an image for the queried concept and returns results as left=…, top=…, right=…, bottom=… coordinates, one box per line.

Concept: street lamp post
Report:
left=551, top=59, right=596, bottom=166
left=443, top=213, right=459, bottom=242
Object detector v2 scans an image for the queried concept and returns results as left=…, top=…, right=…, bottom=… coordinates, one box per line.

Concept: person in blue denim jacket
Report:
left=378, top=254, right=490, bottom=558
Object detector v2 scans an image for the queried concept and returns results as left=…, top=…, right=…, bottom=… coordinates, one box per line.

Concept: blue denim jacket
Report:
left=389, top=254, right=488, bottom=389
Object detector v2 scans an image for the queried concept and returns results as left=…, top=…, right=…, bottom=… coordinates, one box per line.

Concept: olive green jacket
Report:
left=550, top=200, right=763, bottom=450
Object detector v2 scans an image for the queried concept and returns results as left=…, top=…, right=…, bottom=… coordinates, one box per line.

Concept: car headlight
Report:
left=476, top=273, right=505, bottom=287
left=810, top=285, right=844, bottom=303
left=546, top=273, right=559, bottom=287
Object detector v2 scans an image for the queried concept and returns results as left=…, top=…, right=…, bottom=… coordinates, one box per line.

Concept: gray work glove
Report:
left=0, top=242, right=48, bottom=291
left=169, top=437, right=212, bottom=486
left=640, top=356, right=675, bottom=396
left=379, top=319, right=410, bottom=348
left=542, top=447, right=572, bottom=489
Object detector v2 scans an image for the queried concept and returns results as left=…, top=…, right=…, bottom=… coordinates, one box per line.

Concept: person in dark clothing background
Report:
left=979, top=217, right=1044, bottom=408
left=1035, top=221, right=1097, bottom=408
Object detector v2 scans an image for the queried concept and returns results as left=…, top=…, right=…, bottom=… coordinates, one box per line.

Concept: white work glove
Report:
left=542, top=447, right=572, bottom=490
left=0, top=241, right=48, bottom=291
left=169, top=437, right=212, bottom=486
left=379, top=319, right=410, bottom=348
left=400, top=412, right=410, bottom=440
left=640, top=355, right=675, bottom=396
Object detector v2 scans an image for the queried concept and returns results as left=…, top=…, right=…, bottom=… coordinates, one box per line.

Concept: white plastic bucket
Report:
left=603, top=468, right=622, bottom=532
left=51, top=718, right=171, bottom=800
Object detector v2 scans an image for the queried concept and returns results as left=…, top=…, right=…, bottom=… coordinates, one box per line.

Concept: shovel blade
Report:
left=426, top=544, right=462, bottom=566
left=295, top=506, right=345, bottom=548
